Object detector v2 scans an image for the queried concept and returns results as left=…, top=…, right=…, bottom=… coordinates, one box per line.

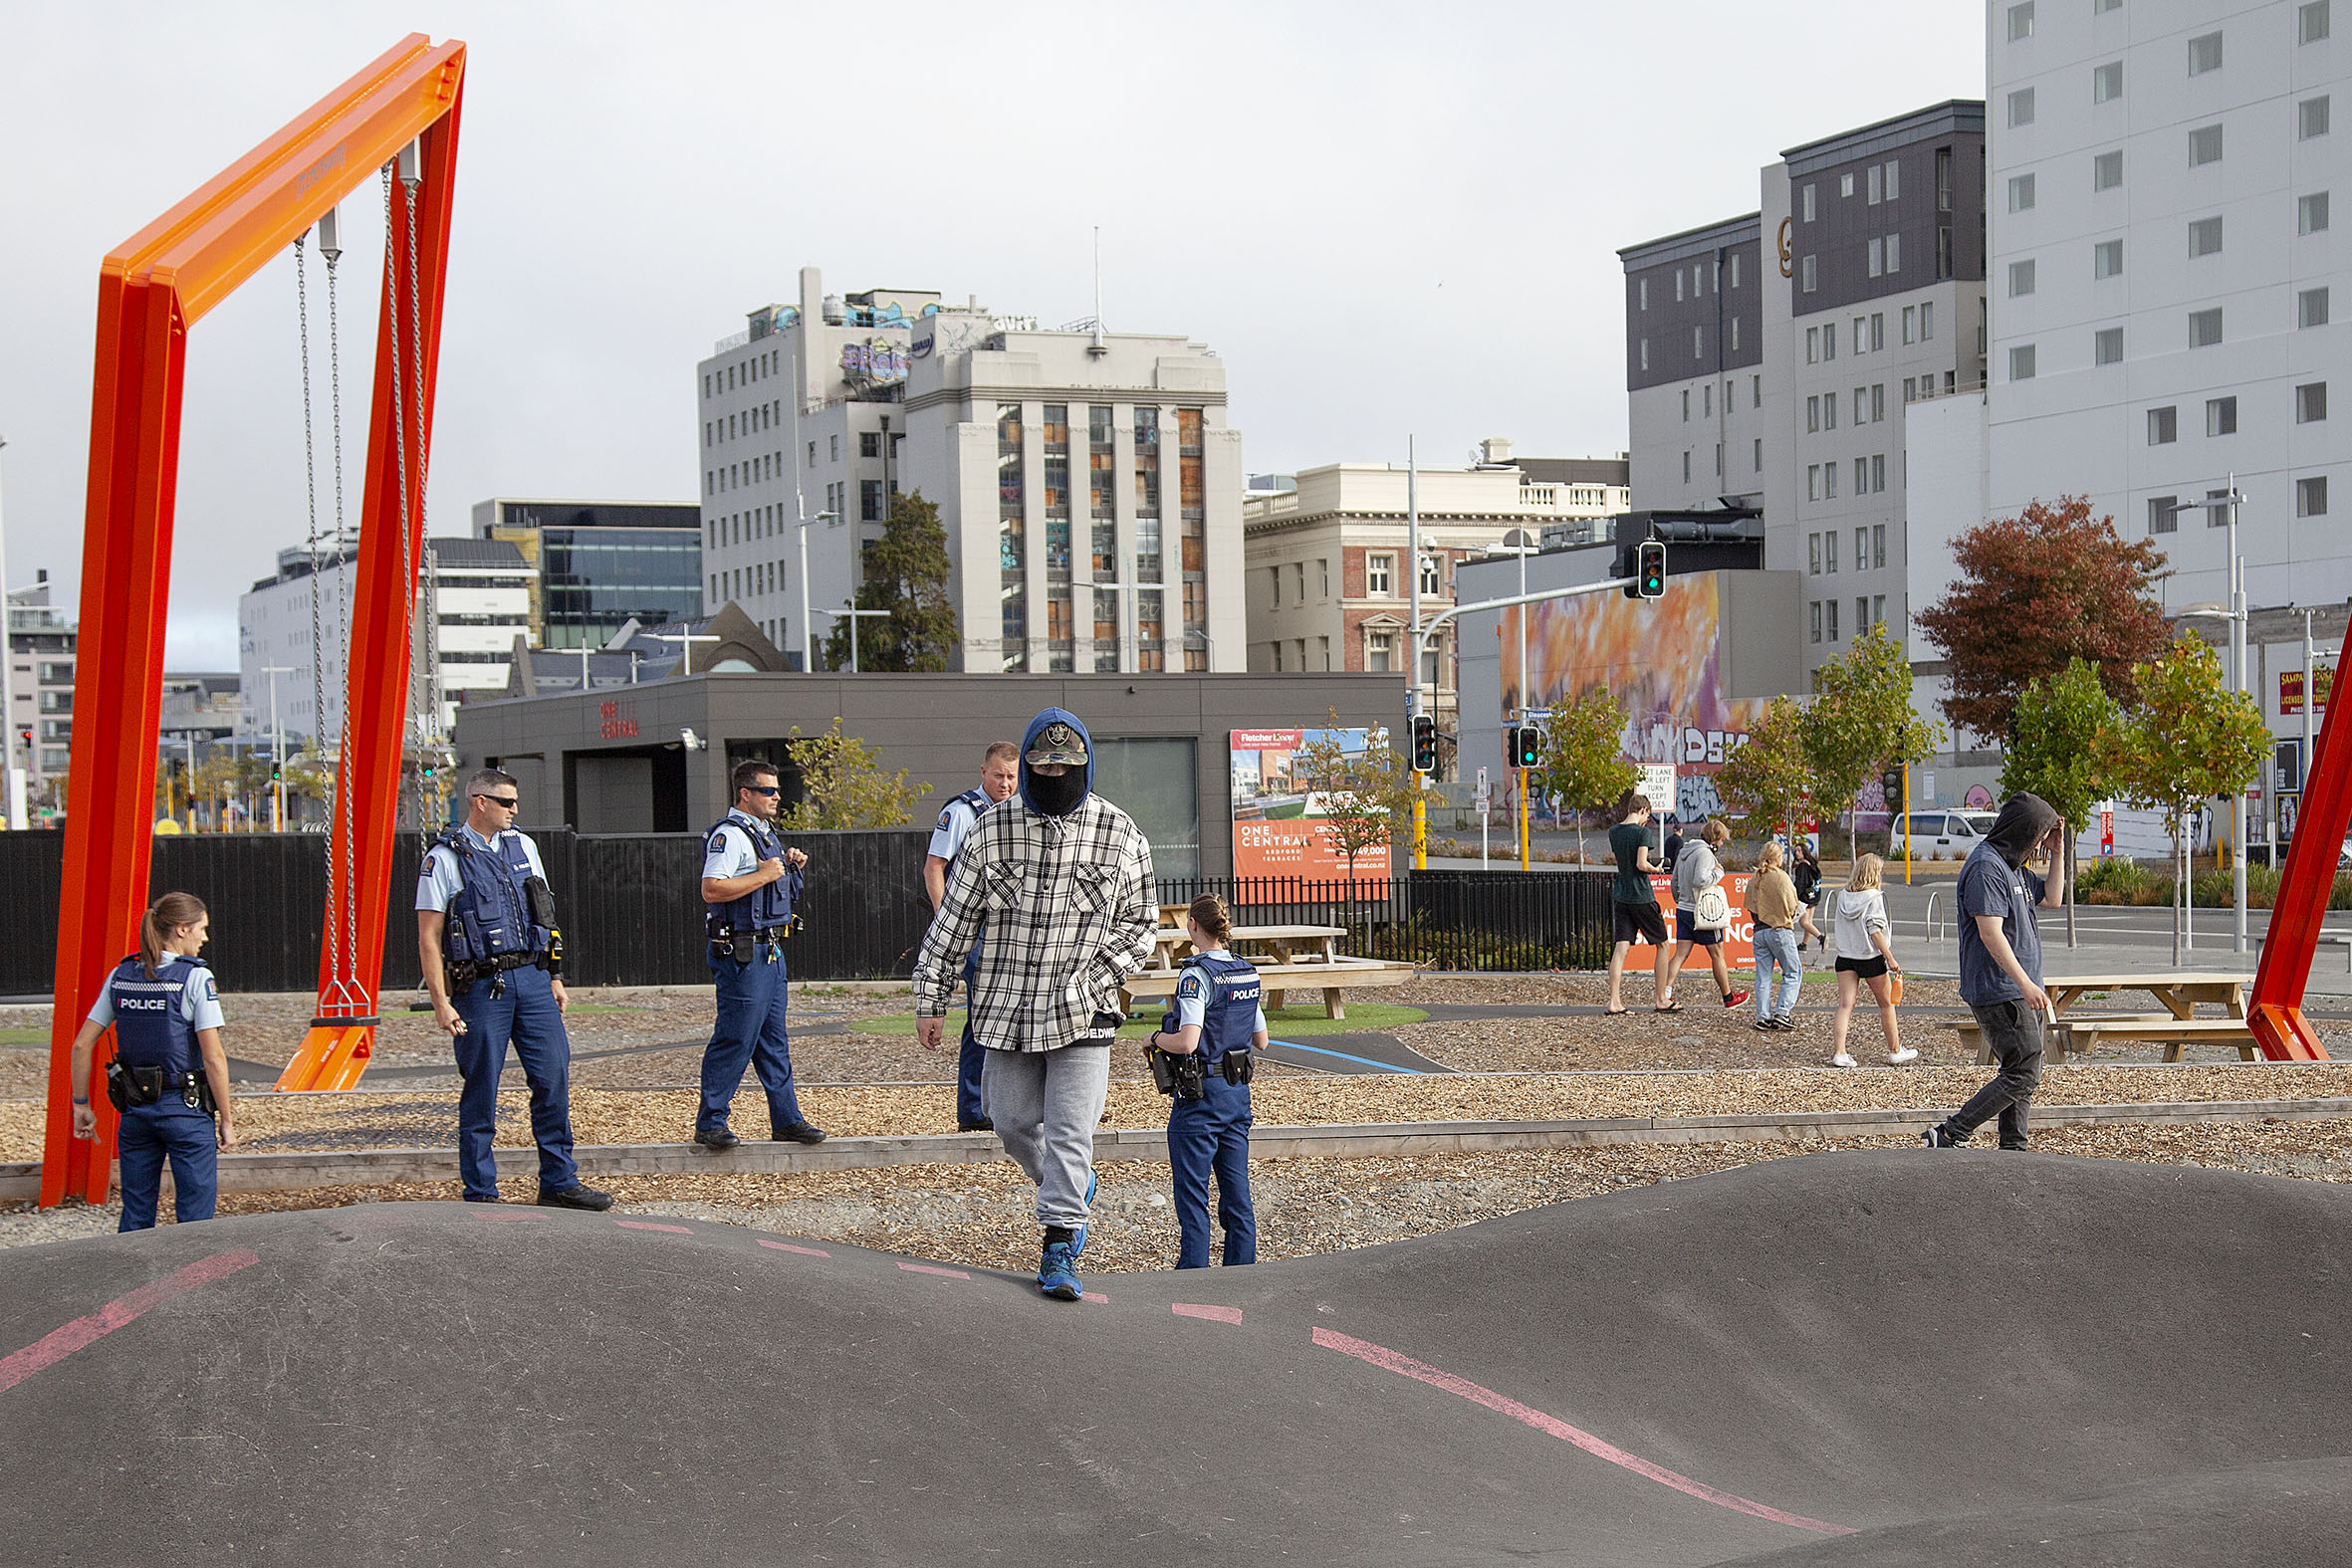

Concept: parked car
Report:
left=1892, top=809, right=1998, bottom=860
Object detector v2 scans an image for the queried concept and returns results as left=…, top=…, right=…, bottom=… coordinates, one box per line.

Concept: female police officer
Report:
left=67, top=891, right=236, bottom=1231
left=1144, top=894, right=1265, bottom=1269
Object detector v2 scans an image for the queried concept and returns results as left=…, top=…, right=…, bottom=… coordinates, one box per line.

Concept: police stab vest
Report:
left=705, top=813, right=801, bottom=935
left=1167, top=952, right=1262, bottom=1068
left=438, top=828, right=552, bottom=963
left=106, top=954, right=208, bottom=1075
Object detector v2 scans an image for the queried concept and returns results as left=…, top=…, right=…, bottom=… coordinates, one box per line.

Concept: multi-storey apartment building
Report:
left=6, top=571, right=75, bottom=810
left=1620, top=216, right=1767, bottom=511
left=472, top=498, right=703, bottom=652
left=697, top=267, right=1246, bottom=673
left=1240, top=442, right=1628, bottom=765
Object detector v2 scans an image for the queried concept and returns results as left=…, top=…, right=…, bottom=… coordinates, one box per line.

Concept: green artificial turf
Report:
left=854, top=1002, right=1429, bottom=1040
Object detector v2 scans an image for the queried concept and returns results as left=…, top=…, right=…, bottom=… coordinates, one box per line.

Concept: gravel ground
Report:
left=12, top=1118, right=2352, bottom=1267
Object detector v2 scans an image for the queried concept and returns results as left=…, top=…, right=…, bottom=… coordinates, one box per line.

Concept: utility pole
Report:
left=1407, top=436, right=1426, bottom=870
left=837, top=605, right=890, bottom=673
left=0, top=435, right=23, bottom=830
left=261, top=664, right=294, bottom=830
left=2229, top=478, right=2247, bottom=955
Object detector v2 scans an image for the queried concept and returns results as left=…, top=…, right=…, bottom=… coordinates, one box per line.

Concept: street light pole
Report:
left=261, top=664, right=294, bottom=831
left=836, top=605, right=890, bottom=674
left=1407, top=437, right=1426, bottom=870
left=0, top=435, right=23, bottom=831
left=794, top=509, right=837, bottom=671
left=2229, top=477, right=2247, bottom=955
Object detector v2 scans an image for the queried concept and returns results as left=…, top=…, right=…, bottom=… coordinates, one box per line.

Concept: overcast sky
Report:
left=0, top=1, right=1985, bottom=669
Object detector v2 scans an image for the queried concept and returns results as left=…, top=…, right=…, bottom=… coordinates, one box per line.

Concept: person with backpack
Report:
left=1663, top=818, right=1751, bottom=1012
left=1144, top=894, right=1264, bottom=1269
left=67, top=891, right=235, bottom=1230
left=1791, top=838, right=1826, bottom=957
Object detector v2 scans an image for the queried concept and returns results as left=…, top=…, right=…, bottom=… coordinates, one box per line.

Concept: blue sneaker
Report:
left=1071, top=1171, right=1099, bottom=1258
left=1037, top=1239, right=1082, bottom=1301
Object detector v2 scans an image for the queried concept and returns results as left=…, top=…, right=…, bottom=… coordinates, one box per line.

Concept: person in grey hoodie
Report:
left=1924, top=792, right=2066, bottom=1150
left=1662, top=819, right=1751, bottom=1011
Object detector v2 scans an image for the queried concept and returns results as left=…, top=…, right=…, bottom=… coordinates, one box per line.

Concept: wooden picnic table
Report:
left=1954, top=972, right=2257, bottom=1063
left=1128, top=923, right=1406, bottom=1020
left=1147, top=923, right=1348, bottom=971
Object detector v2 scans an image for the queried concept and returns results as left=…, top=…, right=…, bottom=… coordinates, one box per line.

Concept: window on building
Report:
left=2302, top=477, right=2332, bottom=517
left=1873, top=453, right=1887, bottom=491
left=2302, top=288, right=2332, bottom=328
left=2008, top=0, right=2035, bottom=38
left=2092, top=149, right=2124, bottom=191
left=2010, top=258, right=2036, bottom=296
left=1715, top=442, right=1724, bottom=475
left=1638, top=277, right=1648, bottom=311
left=860, top=479, right=883, bottom=521
left=1806, top=326, right=1819, bottom=363
left=2010, top=344, right=2038, bottom=380
left=2190, top=308, right=2225, bottom=346
left=1902, top=306, right=1916, bottom=343
left=2304, top=192, right=2332, bottom=234
left=1808, top=533, right=1822, bottom=573
left=2208, top=396, right=2238, bottom=436
left=1317, top=558, right=1329, bottom=597
left=2009, top=173, right=2036, bottom=212
left=2303, top=96, right=2332, bottom=139
left=2093, top=60, right=2124, bottom=102
left=2299, top=382, right=2329, bottom=422
left=1807, top=394, right=1820, bottom=433
left=2150, top=496, right=2177, bottom=535
left=1825, top=322, right=1838, bottom=359
left=1675, top=269, right=1685, bottom=303
left=1868, top=237, right=1883, bottom=277
left=1268, top=565, right=1282, bottom=606
left=2008, top=87, right=2036, bottom=126
left=2189, top=216, right=2224, bottom=256
left=1807, top=466, right=1821, bottom=504
left=1853, top=457, right=1868, bottom=494
left=1366, top=630, right=1394, bottom=673
left=1854, top=387, right=1867, bottom=424
left=1810, top=601, right=1822, bottom=643
left=2303, top=0, right=2332, bottom=41
left=2188, top=31, right=2223, bottom=74
left=2096, top=327, right=2125, bottom=364
left=1136, top=517, right=1162, bottom=583
left=2186, top=124, right=2223, bottom=168
left=1639, top=339, right=1649, bottom=371
left=1419, top=556, right=1441, bottom=595
left=1872, top=526, right=1888, bottom=567
left=1693, top=325, right=1704, bottom=359
left=1755, top=437, right=1764, bottom=472
left=2096, top=0, right=2120, bottom=12
left=1133, top=407, right=1161, bottom=515
left=1802, top=254, right=1817, bottom=293
left=1365, top=553, right=1394, bottom=596
left=2095, top=238, right=2124, bottom=278
left=2150, top=406, right=2180, bottom=443
left=1801, top=183, right=1816, bottom=222
left=1826, top=599, right=1840, bottom=641
left=1855, top=527, right=1869, bottom=568
left=1731, top=317, right=1741, bottom=351
left=1825, top=393, right=1838, bottom=430
left=1871, top=313, right=1885, bottom=349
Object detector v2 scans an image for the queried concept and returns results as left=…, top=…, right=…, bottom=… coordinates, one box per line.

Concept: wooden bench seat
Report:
left=1952, top=1013, right=2261, bottom=1064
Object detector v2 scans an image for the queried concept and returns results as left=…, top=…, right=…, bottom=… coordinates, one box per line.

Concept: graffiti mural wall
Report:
left=1502, top=574, right=1776, bottom=823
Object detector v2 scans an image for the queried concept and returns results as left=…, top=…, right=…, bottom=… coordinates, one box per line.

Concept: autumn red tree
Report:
left=1914, top=496, right=2170, bottom=746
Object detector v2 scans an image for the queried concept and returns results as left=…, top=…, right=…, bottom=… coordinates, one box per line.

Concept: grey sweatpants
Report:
left=983, top=1042, right=1110, bottom=1230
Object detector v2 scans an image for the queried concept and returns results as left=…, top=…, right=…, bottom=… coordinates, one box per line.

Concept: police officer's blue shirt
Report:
left=86, top=961, right=224, bottom=1033
left=416, top=824, right=549, bottom=912
left=702, top=808, right=776, bottom=881
left=927, top=788, right=991, bottom=863
left=1174, top=948, right=1270, bottom=1037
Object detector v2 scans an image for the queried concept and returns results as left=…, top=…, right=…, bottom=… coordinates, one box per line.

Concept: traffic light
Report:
left=1881, top=766, right=1904, bottom=811
left=1410, top=715, right=1438, bottom=774
left=1636, top=541, right=1667, bottom=599
left=1512, top=726, right=1543, bottom=770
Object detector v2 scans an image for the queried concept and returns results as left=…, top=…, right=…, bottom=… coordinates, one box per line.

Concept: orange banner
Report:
left=1624, top=872, right=1757, bottom=966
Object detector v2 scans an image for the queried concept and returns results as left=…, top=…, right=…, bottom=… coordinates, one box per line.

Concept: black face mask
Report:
left=1028, top=768, right=1087, bottom=817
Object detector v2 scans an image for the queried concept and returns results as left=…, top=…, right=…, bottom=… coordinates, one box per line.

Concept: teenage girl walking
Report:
left=1830, top=853, right=1915, bottom=1068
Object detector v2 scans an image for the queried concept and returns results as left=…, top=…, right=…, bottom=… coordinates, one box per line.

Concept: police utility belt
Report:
left=1145, top=1043, right=1254, bottom=1100
left=445, top=948, right=557, bottom=994
left=106, top=1060, right=214, bottom=1114
left=709, top=921, right=795, bottom=964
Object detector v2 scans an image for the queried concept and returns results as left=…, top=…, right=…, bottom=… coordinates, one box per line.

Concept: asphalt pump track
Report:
left=4, top=1150, right=2349, bottom=1564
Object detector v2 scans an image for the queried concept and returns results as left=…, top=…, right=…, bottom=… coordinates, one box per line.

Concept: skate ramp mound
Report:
left=5, top=1151, right=2351, bottom=1565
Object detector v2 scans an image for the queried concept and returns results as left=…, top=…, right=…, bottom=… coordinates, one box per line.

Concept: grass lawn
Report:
left=856, top=1002, right=1431, bottom=1041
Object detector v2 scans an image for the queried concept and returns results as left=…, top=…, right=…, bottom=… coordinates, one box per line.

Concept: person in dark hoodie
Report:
left=914, top=708, right=1159, bottom=1301
left=1924, top=791, right=2066, bottom=1150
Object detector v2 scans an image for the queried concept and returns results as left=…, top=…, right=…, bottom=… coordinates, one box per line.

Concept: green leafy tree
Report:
left=820, top=490, right=958, bottom=672
left=1800, top=623, right=1944, bottom=858
left=778, top=718, right=933, bottom=829
left=2000, top=657, right=2123, bottom=948
left=1293, top=708, right=1420, bottom=893
left=1914, top=495, right=2169, bottom=746
left=1530, top=687, right=1639, bottom=865
left=1712, top=695, right=1814, bottom=843
left=2102, top=634, right=2268, bottom=964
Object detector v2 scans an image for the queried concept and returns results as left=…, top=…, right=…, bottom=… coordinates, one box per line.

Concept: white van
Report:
left=1892, top=810, right=1999, bottom=860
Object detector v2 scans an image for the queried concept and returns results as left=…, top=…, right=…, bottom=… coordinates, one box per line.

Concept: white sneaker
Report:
left=1888, top=1047, right=1919, bottom=1065
left=1830, top=1052, right=1858, bottom=1068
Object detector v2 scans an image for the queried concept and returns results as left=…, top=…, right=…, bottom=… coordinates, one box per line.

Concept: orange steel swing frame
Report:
left=40, top=36, right=465, bottom=1208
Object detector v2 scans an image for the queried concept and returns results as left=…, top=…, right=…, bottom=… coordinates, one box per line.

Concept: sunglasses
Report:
left=478, top=794, right=521, bottom=809
left=744, top=784, right=782, bottom=796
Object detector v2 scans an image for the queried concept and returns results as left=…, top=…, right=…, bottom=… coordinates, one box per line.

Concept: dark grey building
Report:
left=1620, top=214, right=1767, bottom=514
left=450, top=670, right=1397, bottom=879
left=473, top=497, right=705, bottom=653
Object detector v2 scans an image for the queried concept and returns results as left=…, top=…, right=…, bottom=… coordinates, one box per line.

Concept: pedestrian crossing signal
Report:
left=1410, top=715, right=1438, bottom=774
left=1636, top=541, right=1667, bottom=599
left=1512, top=726, right=1542, bottom=770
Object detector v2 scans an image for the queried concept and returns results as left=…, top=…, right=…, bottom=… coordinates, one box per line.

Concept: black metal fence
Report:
left=0, top=833, right=1617, bottom=995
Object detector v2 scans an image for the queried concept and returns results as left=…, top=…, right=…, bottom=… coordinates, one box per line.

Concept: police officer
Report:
left=695, top=759, right=826, bottom=1150
left=923, top=740, right=1020, bottom=1132
left=418, top=769, right=611, bottom=1210
left=68, top=891, right=234, bottom=1231
left=1145, top=894, right=1263, bottom=1269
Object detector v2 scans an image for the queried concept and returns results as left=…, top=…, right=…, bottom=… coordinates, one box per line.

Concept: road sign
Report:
left=1474, top=767, right=1491, bottom=802
left=1640, top=764, right=1676, bottom=810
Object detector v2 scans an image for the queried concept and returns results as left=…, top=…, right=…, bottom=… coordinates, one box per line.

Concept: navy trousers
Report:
left=117, top=1096, right=218, bottom=1231
left=450, top=963, right=579, bottom=1200
left=699, top=946, right=805, bottom=1135
left=957, top=942, right=987, bottom=1126
left=1168, top=1075, right=1256, bottom=1268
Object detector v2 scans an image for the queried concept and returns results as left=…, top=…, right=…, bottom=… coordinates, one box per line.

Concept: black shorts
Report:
left=1835, top=954, right=1889, bottom=979
left=1673, top=908, right=1723, bottom=947
left=1613, top=899, right=1668, bottom=946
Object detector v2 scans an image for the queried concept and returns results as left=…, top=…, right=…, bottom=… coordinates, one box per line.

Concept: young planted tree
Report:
left=2102, top=634, right=2269, bottom=965
left=819, top=490, right=959, bottom=672
left=779, top=718, right=934, bottom=830
left=1293, top=709, right=1420, bottom=896
left=1712, top=695, right=1813, bottom=845
left=1800, top=624, right=1944, bottom=859
left=1999, top=657, right=2123, bottom=947
left=1914, top=496, right=2169, bottom=746
left=1530, top=687, right=1639, bottom=866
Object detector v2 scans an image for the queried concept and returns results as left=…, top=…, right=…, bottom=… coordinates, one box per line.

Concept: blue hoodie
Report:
left=1019, top=707, right=1094, bottom=815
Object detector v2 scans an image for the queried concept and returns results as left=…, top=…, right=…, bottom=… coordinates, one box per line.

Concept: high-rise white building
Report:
left=1985, top=0, right=2350, bottom=614
left=697, top=266, right=1246, bottom=673
left=6, top=572, right=75, bottom=806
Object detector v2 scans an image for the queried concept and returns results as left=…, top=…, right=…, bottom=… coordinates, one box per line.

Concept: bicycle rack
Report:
left=1924, top=890, right=1946, bottom=943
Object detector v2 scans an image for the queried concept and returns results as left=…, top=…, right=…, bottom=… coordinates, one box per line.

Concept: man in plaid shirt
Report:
left=916, top=707, right=1157, bottom=1301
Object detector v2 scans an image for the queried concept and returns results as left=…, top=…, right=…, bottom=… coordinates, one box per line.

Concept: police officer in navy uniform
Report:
left=694, top=759, right=826, bottom=1149
left=418, top=769, right=611, bottom=1210
left=1144, top=894, right=1264, bottom=1269
left=69, top=891, right=235, bottom=1231
left=923, top=741, right=1020, bottom=1131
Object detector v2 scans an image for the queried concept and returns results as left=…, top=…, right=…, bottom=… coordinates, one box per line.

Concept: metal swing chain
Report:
left=295, top=230, right=343, bottom=996
left=402, top=154, right=437, bottom=832
left=325, top=220, right=357, bottom=1006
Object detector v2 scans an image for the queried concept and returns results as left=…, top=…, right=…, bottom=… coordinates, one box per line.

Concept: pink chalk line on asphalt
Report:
left=1173, top=1303, right=1244, bottom=1324
left=759, top=1239, right=829, bottom=1257
left=898, top=1261, right=972, bottom=1279
left=1309, top=1327, right=1852, bottom=1537
left=0, top=1248, right=261, bottom=1396
left=614, top=1220, right=693, bottom=1234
